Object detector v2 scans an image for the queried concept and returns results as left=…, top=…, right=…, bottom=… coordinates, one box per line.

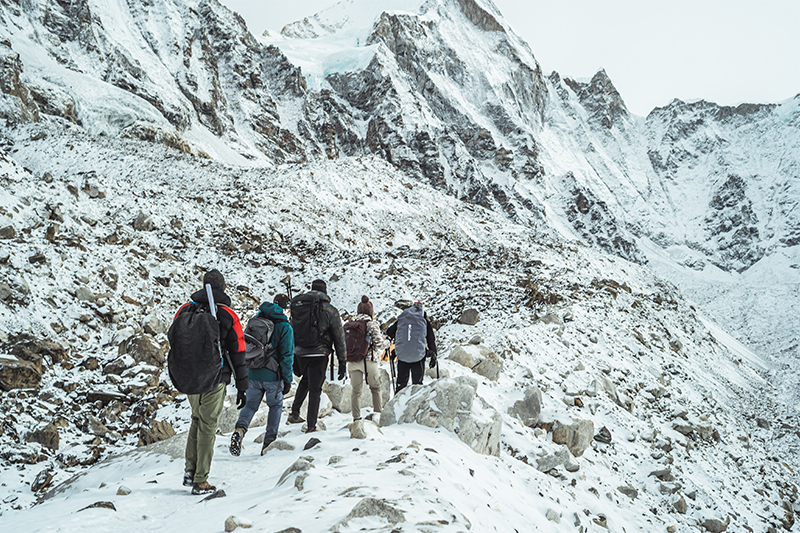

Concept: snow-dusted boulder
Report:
left=379, top=376, right=501, bottom=456
left=447, top=344, right=503, bottom=381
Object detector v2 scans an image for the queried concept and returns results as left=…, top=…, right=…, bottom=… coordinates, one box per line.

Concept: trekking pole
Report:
left=282, top=275, right=292, bottom=300
left=389, top=349, right=396, bottom=397
left=206, top=284, right=237, bottom=383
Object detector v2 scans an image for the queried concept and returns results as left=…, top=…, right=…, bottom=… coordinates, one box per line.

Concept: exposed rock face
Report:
left=564, top=69, right=629, bottom=130
left=0, top=41, right=39, bottom=123
left=379, top=376, right=501, bottom=455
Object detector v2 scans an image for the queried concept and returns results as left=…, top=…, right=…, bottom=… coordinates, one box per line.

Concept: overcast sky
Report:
left=220, top=0, right=799, bottom=116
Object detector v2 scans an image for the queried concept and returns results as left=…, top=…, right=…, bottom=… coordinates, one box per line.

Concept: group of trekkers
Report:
left=167, top=270, right=438, bottom=495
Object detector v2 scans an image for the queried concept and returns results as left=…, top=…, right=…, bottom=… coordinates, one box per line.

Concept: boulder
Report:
left=0, top=356, right=41, bottom=390
left=102, top=355, right=135, bottom=376
left=120, top=334, right=166, bottom=368
left=536, top=446, right=572, bottom=472
left=143, top=314, right=167, bottom=336
left=379, top=376, right=501, bottom=456
left=0, top=225, right=17, bottom=239
left=509, top=386, right=542, bottom=427
left=447, top=344, right=503, bottom=381
left=332, top=498, right=405, bottom=533
left=138, top=419, right=176, bottom=446
left=552, top=419, right=594, bottom=457
left=26, top=422, right=59, bottom=450
left=457, top=308, right=480, bottom=325
left=31, top=469, right=54, bottom=492
left=134, top=212, right=155, bottom=231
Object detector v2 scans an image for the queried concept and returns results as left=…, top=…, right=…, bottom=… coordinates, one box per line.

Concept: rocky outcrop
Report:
left=379, top=376, right=501, bottom=455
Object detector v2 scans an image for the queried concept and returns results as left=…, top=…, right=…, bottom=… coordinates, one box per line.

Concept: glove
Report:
left=337, top=365, right=347, bottom=381
left=428, top=354, right=437, bottom=369
left=236, top=389, right=247, bottom=410
left=282, top=380, right=292, bottom=395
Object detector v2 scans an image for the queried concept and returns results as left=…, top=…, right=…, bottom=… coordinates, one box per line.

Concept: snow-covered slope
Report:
left=0, top=123, right=797, bottom=532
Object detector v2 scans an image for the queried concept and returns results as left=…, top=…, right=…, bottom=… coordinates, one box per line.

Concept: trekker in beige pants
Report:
left=345, top=296, right=389, bottom=420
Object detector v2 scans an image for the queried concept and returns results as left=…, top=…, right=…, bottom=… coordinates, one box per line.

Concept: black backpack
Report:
left=290, top=292, right=323, bottom=348
left=243, top=315, right=281, bottom=375
left=167, top=303, right=222, bottom=395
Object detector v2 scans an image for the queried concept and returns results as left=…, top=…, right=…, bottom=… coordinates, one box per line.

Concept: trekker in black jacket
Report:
left=386, top=301, right=437, bottom=393
left=172, top=269, right=248, bottom=495
left=286, top=279, right=346, bottom=433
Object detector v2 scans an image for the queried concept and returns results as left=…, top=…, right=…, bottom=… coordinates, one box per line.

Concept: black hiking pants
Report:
left=291, top=356, right=328, bottom=430
left=396, top=359, right=424, bottom=393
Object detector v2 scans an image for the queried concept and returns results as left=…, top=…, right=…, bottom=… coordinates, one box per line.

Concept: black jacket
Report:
left=186, top=288, right=249, bottom=391
left=293, top=290, right=346, bottom=363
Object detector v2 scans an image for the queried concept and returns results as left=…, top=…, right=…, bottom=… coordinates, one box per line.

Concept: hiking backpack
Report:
left=344, top=319, right=371, bottom=363
left=394, top=306, right=427, bottom=363
left=243, top=315, right=281, bottom=374
left=290, top=292, right=324, bottom=348
left=167, top=303, right=223, bottom=395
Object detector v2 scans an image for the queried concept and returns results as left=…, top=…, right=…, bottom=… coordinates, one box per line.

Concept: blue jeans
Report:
left=235, top=380, right=283, bottom=442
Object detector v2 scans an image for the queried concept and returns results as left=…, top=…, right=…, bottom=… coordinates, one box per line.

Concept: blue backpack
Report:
left=394, top=306, right=427, bottom=363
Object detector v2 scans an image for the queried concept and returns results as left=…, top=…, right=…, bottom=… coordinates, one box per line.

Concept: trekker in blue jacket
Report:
left=230, top=294, right=294, bottom=456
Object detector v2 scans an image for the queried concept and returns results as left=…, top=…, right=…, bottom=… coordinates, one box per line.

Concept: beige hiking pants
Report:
left=347, top=360, right=382, bottom=420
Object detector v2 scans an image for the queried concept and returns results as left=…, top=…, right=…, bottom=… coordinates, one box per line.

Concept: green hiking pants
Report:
left=185, top=382, right=225, bottom=484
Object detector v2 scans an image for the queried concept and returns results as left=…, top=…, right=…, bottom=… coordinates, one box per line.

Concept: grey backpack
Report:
left=394, top=306, right=427, bottom=363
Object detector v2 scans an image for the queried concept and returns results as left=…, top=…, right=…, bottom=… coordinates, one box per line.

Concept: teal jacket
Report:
left=248, top=302, right=294, bottom=386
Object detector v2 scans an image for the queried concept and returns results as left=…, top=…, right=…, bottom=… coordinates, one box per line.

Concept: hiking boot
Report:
left=229, top=428, right=245, bottom=456
left=286, top=412, right=305, bottom=424
left=260, top=437, right=276, bottom=456
left=191, top=481, right=216, bottom=495
left=304, top=426, right=317, bottom=433
left=183, top=470, right=194, bottom=487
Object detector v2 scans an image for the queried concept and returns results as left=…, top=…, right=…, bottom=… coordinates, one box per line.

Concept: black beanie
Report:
left=311, top=279, right=327, bottom=294
left=203, top=269, right=225, bottom=292
left=273, top=294, right=291, bottom=309
left=357, top=295, right=373, bottom=316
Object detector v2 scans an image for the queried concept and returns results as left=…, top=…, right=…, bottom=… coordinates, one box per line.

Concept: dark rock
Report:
left=701, top=517, right=729, bottom=532
left=648, top=468, right=675, bottom=482
left=26, top=422, right=59, bottom=450
left=81, top=357, right=99, bottom=371
left=87, top=389, right=129, bottom=406
left=0, top=356, right=42, bottom=390
left=0, top=225, right=17, bottom=239
left=138, top=419, right=176, bottom=446
left=755, top=418, right=770, bottom=429
left=31, top=469, right=54, bottom=492
left=78, top=501, right=116, bottom=512
left=457, top=308, right=479, bottom=325
left=119, top=334, right=166, bottom=367
left=303, top=437, right=321, bottom=450
left=200, top=490, right=226, bottom=502
left=617, top=485, right=638, bottom=499
left=673, top=494, right=688, bottom=514
left=594, top=426, right=612, bottom=444
left=133, top=212, right=155, bottom=231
